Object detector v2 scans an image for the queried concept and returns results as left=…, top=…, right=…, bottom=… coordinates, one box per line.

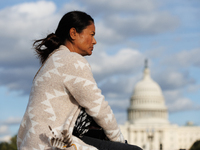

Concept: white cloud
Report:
left=3, top=117, right=22, bottom=125
left=88, top=48, right=145, bottom=81
left=11, top=1, right=55, bottom=18
left=95, top=22, right=123, bottom=44
left=108, top=98, right=130, bottom=124
left=115, top=112, right=127, bottom=124
left=0, top=125, right=9, bottom=134
left=0, top=1, right=59, bottom=38
left=108, top=0, right=157, bottom=12
left=100, top=74, right=141, bottom=97
left=145, top=47, right=166, bottom=59
left=104, top=12, right=179, bottom=37
left=187, top=84, right=200, bottom=93
left=0, top=135, right=11, bottom=142
left=167, top=98, right=198, bottom=112
left=163, top=89, right=200, bottom=112
left=163, top=90, right=181, bottom=101
left=0, top=67, right=38, bottom=94
left=153, top=69, right=195, bottom=91
left=0, top=1, right=61, bottom=68
left=162, top=48, right=200, bottom=68
left=109, top=98, right=129, bottom=111
left=61, top=1, right=86, bottom=13
left=80, top=0, right=157, bottom=14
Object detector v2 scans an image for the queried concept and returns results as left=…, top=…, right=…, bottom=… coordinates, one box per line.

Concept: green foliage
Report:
left=190, top=140, right=200, bottom=150
left=0, top=135, right=17, bottom=150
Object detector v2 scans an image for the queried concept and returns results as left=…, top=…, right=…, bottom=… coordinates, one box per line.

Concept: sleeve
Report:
left=63, top=54, right=125, bottom=143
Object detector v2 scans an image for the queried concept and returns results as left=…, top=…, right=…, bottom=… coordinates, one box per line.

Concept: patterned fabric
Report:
left=17, top=45, right=125, bottom=150
left=73, top=108, right=108, bottom=140
left=73, top=108, right=93, bottom=138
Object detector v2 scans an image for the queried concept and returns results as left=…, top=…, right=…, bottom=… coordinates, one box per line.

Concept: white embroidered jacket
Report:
left=17, top=45, right=125, bottom=150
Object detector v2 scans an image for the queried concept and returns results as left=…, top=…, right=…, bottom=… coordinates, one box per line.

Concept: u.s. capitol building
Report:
left=119, top=61, right=200, bottom=150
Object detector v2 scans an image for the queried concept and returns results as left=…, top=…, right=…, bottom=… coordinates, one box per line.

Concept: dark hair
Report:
left=33, top=11, right=94, bottom=64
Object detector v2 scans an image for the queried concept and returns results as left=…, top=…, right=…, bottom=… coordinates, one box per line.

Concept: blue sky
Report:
left=0, top=0, right=200, bottom=142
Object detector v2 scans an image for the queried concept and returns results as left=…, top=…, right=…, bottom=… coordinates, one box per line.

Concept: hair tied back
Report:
left=44, top=33, right=61, bottom=50
left=33, top=32, right=61, bottom=64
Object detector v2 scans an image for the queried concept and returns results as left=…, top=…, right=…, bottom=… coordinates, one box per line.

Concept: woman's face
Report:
left=73, top=22, right=97, bottom=56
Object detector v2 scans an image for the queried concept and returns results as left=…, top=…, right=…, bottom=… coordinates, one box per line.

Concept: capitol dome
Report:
left=128, top=60, right=169, bottom=124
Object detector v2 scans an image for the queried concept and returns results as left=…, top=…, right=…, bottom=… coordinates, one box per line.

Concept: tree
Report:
left=0, top=135, right=17, bottom=150
left=189, top=140, right=200, bottom=150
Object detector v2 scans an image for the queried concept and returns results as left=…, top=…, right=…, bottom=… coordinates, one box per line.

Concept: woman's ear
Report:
left=69, top=28, right=77, bottom=40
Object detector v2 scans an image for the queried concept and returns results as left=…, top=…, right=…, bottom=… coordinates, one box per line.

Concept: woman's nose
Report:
left=93, top=37, right=97, bottom=45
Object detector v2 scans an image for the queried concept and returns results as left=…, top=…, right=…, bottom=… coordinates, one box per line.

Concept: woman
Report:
left=17, top=11, right=142, bottom=150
